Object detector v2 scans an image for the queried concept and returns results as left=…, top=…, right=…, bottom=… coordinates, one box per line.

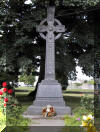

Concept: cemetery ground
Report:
left=15, top=87, right=100, bottom=126
left=1, top=86, right=100, bottom=132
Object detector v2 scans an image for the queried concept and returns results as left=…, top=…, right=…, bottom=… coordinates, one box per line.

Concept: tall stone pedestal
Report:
left=26, top=80, right=71, bottom=115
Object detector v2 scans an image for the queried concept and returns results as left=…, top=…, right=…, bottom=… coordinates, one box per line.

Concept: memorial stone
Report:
left=26, top=6, right=71, bottom=115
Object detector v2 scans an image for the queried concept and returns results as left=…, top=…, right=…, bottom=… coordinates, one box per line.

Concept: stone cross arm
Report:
left=37, top=23, right=65, bottom=33
left=54, top=25, right=65, bottom=33
left=37, top=6, right=65, bottom=40
left=37, top=25, right=47, bottom=33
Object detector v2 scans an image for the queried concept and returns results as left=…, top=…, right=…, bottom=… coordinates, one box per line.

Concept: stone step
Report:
left=29, top=119, right=65, bottom=126
left=23, top=115, right=65, bottom=120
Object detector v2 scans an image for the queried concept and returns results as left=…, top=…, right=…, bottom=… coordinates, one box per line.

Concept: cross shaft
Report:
left=37, top=6, right=65, bottom=80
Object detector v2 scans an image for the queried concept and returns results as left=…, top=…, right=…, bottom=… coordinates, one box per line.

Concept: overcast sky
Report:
left=76, top=66, right=93, bottom=81
left=25, top=0, right=32, bottom=4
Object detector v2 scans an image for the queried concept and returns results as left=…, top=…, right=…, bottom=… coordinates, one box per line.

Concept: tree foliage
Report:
left=18, top=73, right=35, bottom=85
left=0, top=0, right=100, bottom=89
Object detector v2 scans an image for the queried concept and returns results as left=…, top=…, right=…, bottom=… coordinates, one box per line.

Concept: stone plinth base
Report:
left=25, top=79, right=71, bottom=115
left=25, top=105, right=71, bottom=115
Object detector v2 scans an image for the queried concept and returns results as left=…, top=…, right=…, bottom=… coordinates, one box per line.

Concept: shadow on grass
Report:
left=2, top=126, right=29, bottom=132
left=64, top=95, right=81, bottom=110
left=3, top=126, right=85, bottom=132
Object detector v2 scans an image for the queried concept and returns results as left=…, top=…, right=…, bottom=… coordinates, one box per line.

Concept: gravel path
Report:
left=23, top=115, right=65, bottom=132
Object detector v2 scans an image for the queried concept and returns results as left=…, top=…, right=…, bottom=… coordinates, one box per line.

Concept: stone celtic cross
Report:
left=37, top=6, right=65, bottom=80
left=26, top=6, right=71, bottom=115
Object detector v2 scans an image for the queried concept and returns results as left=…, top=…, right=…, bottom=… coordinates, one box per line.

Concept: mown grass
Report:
left=15, top=87, right=33, bottom=113
left=66, top=88, right=94, bottom=92
left=15, top=86, right=35, bottom=91
left=15, top=92, right=30, bottom=96
left=63, top=93, right=94, bottom=97
left=15, top=86, right=35, bottom=97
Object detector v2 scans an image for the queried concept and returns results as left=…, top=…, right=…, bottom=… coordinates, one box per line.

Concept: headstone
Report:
left=26, top=6, right=71, bottom=115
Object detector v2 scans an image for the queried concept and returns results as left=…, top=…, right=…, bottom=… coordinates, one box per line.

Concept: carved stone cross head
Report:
left=37, top=6, right=65, bottom=40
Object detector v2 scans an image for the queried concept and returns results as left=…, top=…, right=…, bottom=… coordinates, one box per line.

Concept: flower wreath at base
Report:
left=42, top=105, right=56, bottom=117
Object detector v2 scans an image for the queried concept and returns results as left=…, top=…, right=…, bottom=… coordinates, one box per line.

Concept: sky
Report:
left=76, top=66, right=93, bottom=81
left=24, top=0, right=32, bottom=4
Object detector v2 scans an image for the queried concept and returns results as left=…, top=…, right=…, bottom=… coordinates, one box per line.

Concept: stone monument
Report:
left=26, top=6, right=71, bottom=115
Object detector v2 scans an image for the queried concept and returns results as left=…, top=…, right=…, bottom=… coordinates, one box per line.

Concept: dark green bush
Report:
left=80, top=95, right=94, bottom=113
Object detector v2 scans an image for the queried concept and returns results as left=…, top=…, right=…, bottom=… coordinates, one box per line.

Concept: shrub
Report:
left=75, top=82, right=82, bottom=86
left=0, top=82, right=30, bottom=127
left=64, top=114, right=82, bottom=126
left=87, top=80, right=94, bottom=85
left=80, top=95, right=94, bottom=113
left=64, top=95, right=94, bottom=126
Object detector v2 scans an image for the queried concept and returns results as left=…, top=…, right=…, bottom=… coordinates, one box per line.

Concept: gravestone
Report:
left=26, top=6, right=71, bottom=115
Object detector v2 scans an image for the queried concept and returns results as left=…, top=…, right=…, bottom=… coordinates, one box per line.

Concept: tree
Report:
left=0, top=0, right=100, bottom=97
left=18, top=73, right=35, bottom=85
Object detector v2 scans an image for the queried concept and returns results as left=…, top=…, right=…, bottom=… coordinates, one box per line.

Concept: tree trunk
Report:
left=49, top=0, right=55, bottom=6
left=28, top=40, right=45, bottom=99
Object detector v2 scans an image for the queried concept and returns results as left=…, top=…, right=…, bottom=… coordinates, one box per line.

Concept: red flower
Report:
left=4, top=104, right=6, bottom=107
left=0, top=91, right=3, bottom=95
left=4, top=98, right=8, bottom=102
left=3, top=88, right=8, bottom=92
left=8, top=89, right=13, bottom=94
left=2, top=82, right=7, bottom=87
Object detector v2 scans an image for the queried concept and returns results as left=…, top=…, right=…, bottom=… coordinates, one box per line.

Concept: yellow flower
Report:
left=89, top=123, right=93, bottom=126
left=82, top=121, right=88, bottom=126
left=87, top=115, right=94, bottom=120
left=86, top=117, right=91, bottom=120
left=81, top=114, right=96, bottom=132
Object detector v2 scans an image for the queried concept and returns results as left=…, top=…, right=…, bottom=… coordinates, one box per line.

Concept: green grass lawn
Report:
left=63, top=93, right=94, bottom=98
left=15, top=86, right=35, bottom=97
left=66, top=88, right=94, bottom=92
left=15, top=92, right=30, bottom=96
left=15, top=87, right=33, bottom=112
left=64, top=94, right=94, bottom=112
left=15, top=86, right=35, bottom=91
